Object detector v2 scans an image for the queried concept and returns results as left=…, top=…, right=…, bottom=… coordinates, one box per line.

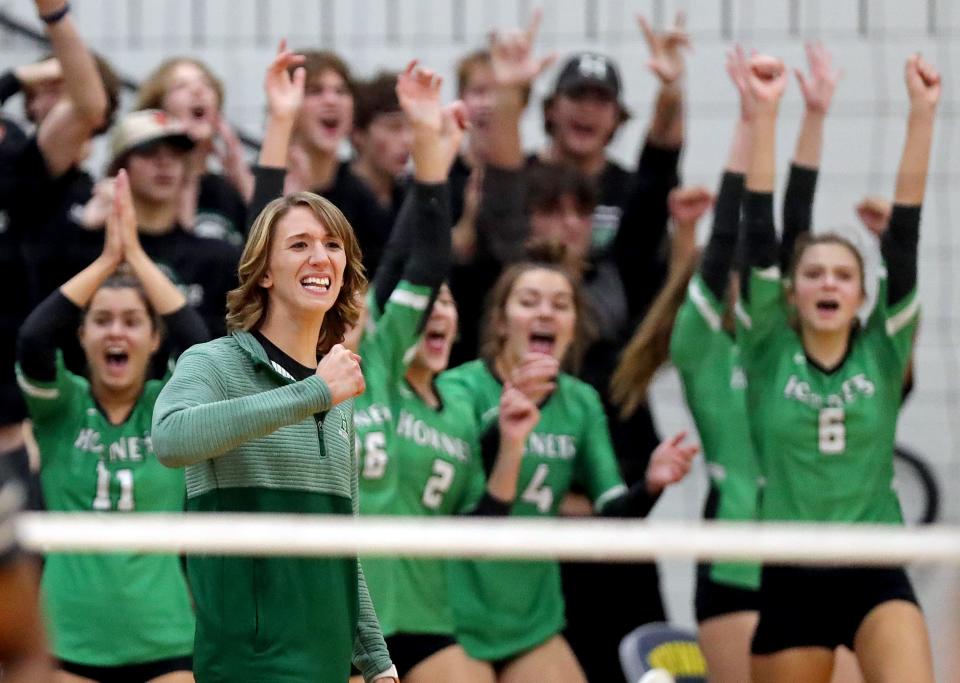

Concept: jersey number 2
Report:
left=422, top=459, right=456, bottom=509
left=93, top=461, right=134, bottom=511
left=818, top=407, right=846, bottom=455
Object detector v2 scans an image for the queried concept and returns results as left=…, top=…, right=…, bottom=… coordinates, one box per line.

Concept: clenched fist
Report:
left=316, top=344, right=365, bottom=405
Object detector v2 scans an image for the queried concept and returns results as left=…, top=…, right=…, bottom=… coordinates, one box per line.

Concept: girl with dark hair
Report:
left=439, top=244, right=698, bottom=681
left=740, top=52, right=938, bottom=683
left=16, top=171, right=207, bottom=682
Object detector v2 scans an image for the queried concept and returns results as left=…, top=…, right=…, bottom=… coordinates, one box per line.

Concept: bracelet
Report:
left=39, top=2, right=70, bottom=24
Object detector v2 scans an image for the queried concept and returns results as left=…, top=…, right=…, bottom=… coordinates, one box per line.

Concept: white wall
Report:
left=2, top=0, right=957, bottom=677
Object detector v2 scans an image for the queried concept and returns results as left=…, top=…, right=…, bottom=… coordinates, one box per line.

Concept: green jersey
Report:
left=670, top=273, right=760, bottom=590
left=378, top=380, right=485, bottom=637
left=355, top=281, right=432, bottom=632
left=356, top=281, right=433, bottom=512
left=738, top=265, right=918, bottom=523
left=437, top=360, right=626, bottom=661
left=17, top=352, right=194, bottom=666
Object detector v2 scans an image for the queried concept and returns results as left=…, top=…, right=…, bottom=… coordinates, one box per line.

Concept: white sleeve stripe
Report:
left=734, top=300, right=752, bottom=330
left=886, top=295, right=920, bottom=336
left=593, top=484, right=628, bottom=512
left=389, top=288, right=430, bottom=311
left=756, top=265, right=781, bottom=281
left=689, top=280, right=722, bottom=332
left=16, top=374, right=59, bottom=400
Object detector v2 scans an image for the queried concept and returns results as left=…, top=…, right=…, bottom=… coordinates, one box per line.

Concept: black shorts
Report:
left=384, top=632, right=457, bottom=677
left=59, top=655, right=192, bottom=682
left=751, top=565, right=919, bottom=654
left=695, top=563, right=760, bottom=622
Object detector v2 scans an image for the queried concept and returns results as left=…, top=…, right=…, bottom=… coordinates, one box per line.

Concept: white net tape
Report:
left=16, top=513, right=960, bottom=565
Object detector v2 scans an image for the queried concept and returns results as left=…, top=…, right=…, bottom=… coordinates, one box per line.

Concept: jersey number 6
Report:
left=818, top=407, right=846, bottom=455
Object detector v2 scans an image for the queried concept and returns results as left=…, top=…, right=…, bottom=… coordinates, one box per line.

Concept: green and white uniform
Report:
left=672, top=273, right=761, bottom=590
left=438, top=360, right=626, bottom=661
left=738, top=265, right=918, bottom=523
left=355, top=280, right=432, bottom=630
left=18, top=352, right=194, bottom=666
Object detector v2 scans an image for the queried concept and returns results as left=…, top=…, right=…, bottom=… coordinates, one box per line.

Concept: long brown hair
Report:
left=480, top=240, right=596, bottom=374
left=226, top=192, right=366, bottom=356
left=610, top=255, right=698, bottom=420
left=136, top=58, right=225, bottom=111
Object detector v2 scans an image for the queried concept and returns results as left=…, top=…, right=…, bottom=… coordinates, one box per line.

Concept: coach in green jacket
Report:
left=153, top=191, right=396, bottom=682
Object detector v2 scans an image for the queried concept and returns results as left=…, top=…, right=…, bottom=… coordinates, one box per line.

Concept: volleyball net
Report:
left=16, top=513, right=960, bottom=566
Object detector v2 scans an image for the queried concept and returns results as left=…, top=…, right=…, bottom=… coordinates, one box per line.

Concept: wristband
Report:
left=40, top=2, right=70, bottom=24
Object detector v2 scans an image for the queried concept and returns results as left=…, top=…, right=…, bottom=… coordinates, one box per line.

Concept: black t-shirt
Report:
left=137, top=226, right=240, bottom=339
left=193, top=173, right=248, bottom=247
left=2, top=136, right=97, bottom=423
left=316, top=162, right=406, bottom=278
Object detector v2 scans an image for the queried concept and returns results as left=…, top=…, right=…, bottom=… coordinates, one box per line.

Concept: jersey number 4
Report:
left=93, top=461, right=135, bottom=511
left=521, top=463, right=554, bottom=513
left=818, top=407, right=846, bottom=455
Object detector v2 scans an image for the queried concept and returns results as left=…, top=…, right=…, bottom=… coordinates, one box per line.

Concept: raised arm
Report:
left=35, top=0, right=110, bottom=176
left=113, top=169, right=209, bottom=349
left=243, top=41, right=308, bottom=232
left=883, top=54, right=939, bottom=306
left=696, top=46, right=760, bottom=300
left=742, top=55, right=788, bottom=284
left=371, top=61, right=463, bottom=310
left=17, top=176, right=125, bottom=382
left=474, top=11, right=555, bottom=265
left=638, top=11, right=689, bottom=149
left=780, top=42, right=840, bottom=270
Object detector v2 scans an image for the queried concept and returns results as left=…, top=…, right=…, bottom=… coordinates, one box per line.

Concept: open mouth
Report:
left=104, top=348, right=129, bottom=373
left=191, top=105, right=208, bottom=120
left=319, top=116, right=341, bottom=134
left=529, top=332, right=556, bottom=355
left=816, top=300, right=840, bottom=312
left=301, top=276, right=332, bottom=294
left=424, top=329, right=448, bottom=354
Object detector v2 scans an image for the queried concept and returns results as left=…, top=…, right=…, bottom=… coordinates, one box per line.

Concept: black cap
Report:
left=553, top=52, right=622, bottom=100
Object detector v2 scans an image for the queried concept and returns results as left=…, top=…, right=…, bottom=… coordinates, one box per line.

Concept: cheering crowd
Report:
left=0, top=1, right=942, bottom=682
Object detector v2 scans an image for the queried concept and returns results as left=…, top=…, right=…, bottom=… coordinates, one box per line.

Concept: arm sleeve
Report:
left=779, top=163, right=818, bottom=271
left=474, top=165, right=529, bottom=266
left=373, top=181, right=451, bottom=312
left=865, top=204, right=921, bottom=368
left=349, top=409, right=395, bottom=681
left=739, top=191, right=779, bottom=299
left=151, top=347, right=333, bottom=467
left=246, top=165, right=286, bottom=233
left=881, top=204, right=921, bottom=307
left=597, top=480, right=659, bottom=518
left=465, top=491, right=513, bottom=516
left=615, top=143, right=682, bottom=321
left=0, top=71, right=21, bottom=106
left=700, top=172, right=744, bottom=300
left=161, top=305, right=210, bottom=358
left=16, top=290, right=82, bottom=383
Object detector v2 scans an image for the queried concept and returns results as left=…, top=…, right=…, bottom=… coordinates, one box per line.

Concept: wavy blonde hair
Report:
left=226, top=192, right=367, bottom=356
